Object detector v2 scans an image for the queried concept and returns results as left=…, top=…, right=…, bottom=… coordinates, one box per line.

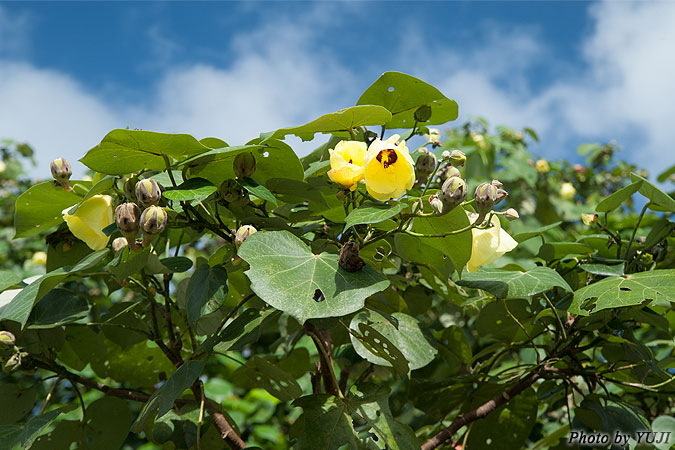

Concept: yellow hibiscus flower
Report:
left=466, top=212, right=518, bottom=273
left=560, top=182, right=576, bottom=199
left=63, top=195, right=114, bottom=250
left=326, top=140, right=367, bottom=191
left=363, top=135, right=415, bottom=201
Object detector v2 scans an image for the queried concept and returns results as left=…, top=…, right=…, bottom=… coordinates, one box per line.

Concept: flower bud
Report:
left=31, top=251, right=47, bottom=266
left=446, top=150, right=466, bottom=167
left=235, top=225, right=257, bottom=248
left=429, top=193, right=445, bottom=216
left=3, top=353, right=22, bottom=373
left=0, top=160, right=6, bottom=173
left=560, top=182, right=576, bottom=199
left=339, top=241, right=366, bottom=272
left=233, top=152, right=257, bottom=179
left=336, top=189, right=348, bottom=200
left=425, top=128, right=441, bottom=146
left=135, top=178, right=162, bottom=207
left=535, top=159, right=550, bottom=173
left=441, top=176, right=467, bottom=212
left=504, top=208, right=519, bottom=221
left=0, top=331, right=16, bottom=346
left=438, top=164, right=461, bottom=182
left=140, top=205, right=167, bottom=247
left=112, top=237, right=129, bottom=252
left=581, top=213, right=598, bottom=226
left=124, top=176, right=139, bottom=201
left=415, top=149, right=437, bottom=185
left=414, top=104, right=432, bottom=122
left=115, top=202, right=141, bottom=236
left=50, top=158, right=73, bottom=190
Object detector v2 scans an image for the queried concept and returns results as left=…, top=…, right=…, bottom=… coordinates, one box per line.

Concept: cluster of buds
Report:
left=50, top=157, right=73, bottom=190
left=474, top=179, right=509, bottom=223
left=114, top=178, right=167, bottom=250
left=430, top=176, right=467, bottom=216
left=0, top=331, right=28, bottom=374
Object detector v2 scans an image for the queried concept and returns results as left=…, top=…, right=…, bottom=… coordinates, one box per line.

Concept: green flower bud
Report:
left=339, top=241, right=365, bottom=272
left=581, top=213, right=598, bottom=226
left=0, top=331, right=16, bottom=346
left=50, top=157, right=73, bottom=190
left=218, top=179, right=248, bottom=204
left=234, top=152, right=257, bottom=179
left=140, top=205, right=167, bottom=247
left=414, top=104, right=432, bottom=123
left=115, top=202, right=141, bottom=236
left=445, top=149, right=466, bottom=167
left=441, top=176, right=467, bottom=212
left=438, top=164, right=461, bottom=182
left=235, top=225, right=257, bottom=248
left=504, top=208, right=519, bottom=221
left=135, top=178, right=162, bottom=207
left=124, top=175, right=139, bottom=201
left=429, top=193, right=445, bottom=216
left=3, top=352, right=22, bottom=373
left=415, top=149, right=437, bottom=174
left=475, top=180, right=508, bottom=221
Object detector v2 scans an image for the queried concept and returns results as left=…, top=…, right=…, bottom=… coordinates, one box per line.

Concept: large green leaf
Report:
left=0, top=249, right=109, bottom=327
left=231, top=357, right=303, bottom=401
left=350, top=310, right=437, bottom=371
left=27, top=288, right=89, bottom=328
left=261, top=105, right=392, bottom=142
left=133, top=360, right=206, bottom=432
left=569, top=269, right=675, bottom=315
left=357, top=71, right=458, bottom=129
left=394, top=233, right=454, bottom=279
left=511, top=222, right=561, bottom=243
left=0, top=272, right=21, bottom=292
left=457, top=267, right=572, bottom=299
left=0, top=383, right=36, bottom=424
left=630, top=172, right=675, bottom=212
left=410, top=205, right=472, bottom=275
left=595, top=181, right=642, bottom=213
left=14, top=181, right=83, bottom=238
left=238, top=231, right=389, bottom=323
left=343, top=202, right=405, bottom=231
left=162, top=177, right=217, bottom=202
left=13, top=409, right=61, bottom=449
left=82, top=397, right=132, bottom=450
left=290, top=395, right=358, bottom=450
left=186, top=264, right=228, bottom=328
left=538, top=242, right=593, bottom=261
left=80, top=129, right=211, bottom=175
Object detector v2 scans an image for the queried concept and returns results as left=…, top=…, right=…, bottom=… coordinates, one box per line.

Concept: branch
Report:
left=421, top=372, right=540, bottom=450
left=304, top=322, right=342, bottom=398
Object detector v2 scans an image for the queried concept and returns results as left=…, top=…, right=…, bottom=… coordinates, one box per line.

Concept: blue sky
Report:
left=1, top=1, right=674, bottom=179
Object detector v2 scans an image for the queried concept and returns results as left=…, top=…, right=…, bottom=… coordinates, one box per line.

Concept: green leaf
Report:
left=261, top=105, right=392, bottom=142
left=456, top=267, right=572, bottom=299
left=343, top=202, right=405, bottom=231
left=350, top=310, right=437, bottom=371
left=350, top=322, right=409, bottom=376
left=394, top=233, right=454, bottom=279
left=186, top=264, right=228, bottom=328
left=630, top=172, right=675, bottom=212
left=290, top=395, right=358, bottom=450
left=657, top=164, right=675, bottom=183
left=14, top=181, right=82, bottom=238
left=162, top=178, right=217, bottom=202
left=410, top=205, right=472, bottom=275
left=199, top=308, right=278, bottom=354
left=0, top=272, right=21, bottom=292
left=159, top=256, right=193, bottom=273
left=595, top=181, right=642, bottom=213
left=238, top=231, right=389, bottom=323
left=538, top=242, right=593, bottom=261
left=240, top=177, right=279, bottom=206
left=0, top=425, right=20, bottom=450
left=14, top=409, right=61, bottom=449
left=579, top=262, right=625, bottom=277
left=28, top=288, right=89, bottom=328
left=357, top=71, right=458, bottom=129
left=80, top=129, right=211, bottom=175
left=569, top=269, right=675, bottom=315
left=83, top=397, right=132, bottom=450
left=0, top=383, right=36, bottom=424
left=512, top=222, right=562, bottom=243
left=231, top=357, right=303, bottom=401
left=65, top=176, right=115, bottom=215
left=466, top=386, right=538, bottom=450
left=133, top=360, right=206, bottom=432
left=652, top=416, right=675, bottom=450
left=476, top=299, right=531, bottom=341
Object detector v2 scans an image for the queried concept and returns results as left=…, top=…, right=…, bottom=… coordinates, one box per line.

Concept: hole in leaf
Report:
left=387, top=86, right=395, bottom=92
left=581, top=297, right=598, bottom=312
left=619, top=287, right=631, bottom=292
left=313, top=289, right=324, bottom=302
left=263, top=151, right=269, bottom=157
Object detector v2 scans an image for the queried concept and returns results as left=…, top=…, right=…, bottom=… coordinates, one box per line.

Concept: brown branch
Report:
left=190, top=383, right=247, bottom=449
left=304, top=322, right=340, bottom=397
left=421, top=372, right=541, bottom=450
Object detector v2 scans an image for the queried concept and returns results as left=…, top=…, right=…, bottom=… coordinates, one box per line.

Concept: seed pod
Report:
left=233, top=152, right=257, bottom=179
left=140, top=205, right=167, bottom=247
left=339, top=241, right=365, bottom=272
left=135, top=178, right=162, bottom=207
left=441, top=176, right=467, bottom=212
left=0, top=331, right=15, bottom=346
left=429, top=193, right=445, bottom=216
left=504, top=208, right=519, bottom=221
left=50, top=158, right=73, bottom=190
left=235, top=225, right=257, bottom=248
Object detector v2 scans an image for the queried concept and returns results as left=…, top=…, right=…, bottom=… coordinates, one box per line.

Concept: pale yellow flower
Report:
left=363, top=135, right=415, bottom=201
left=31, top=251, right=47, bottom=265
left=0, top=160, right=6, bottom=173
left=63, top=195, right=114, bottom=250
left=466, top=212, right=518, bottom=273
left=424, top=128, right=441, bottom=143
left=535, top=159, right=550, bottom=173
left=326, top=140, right=367, bottom=191
left=560, top=182, right=576, bottom=199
